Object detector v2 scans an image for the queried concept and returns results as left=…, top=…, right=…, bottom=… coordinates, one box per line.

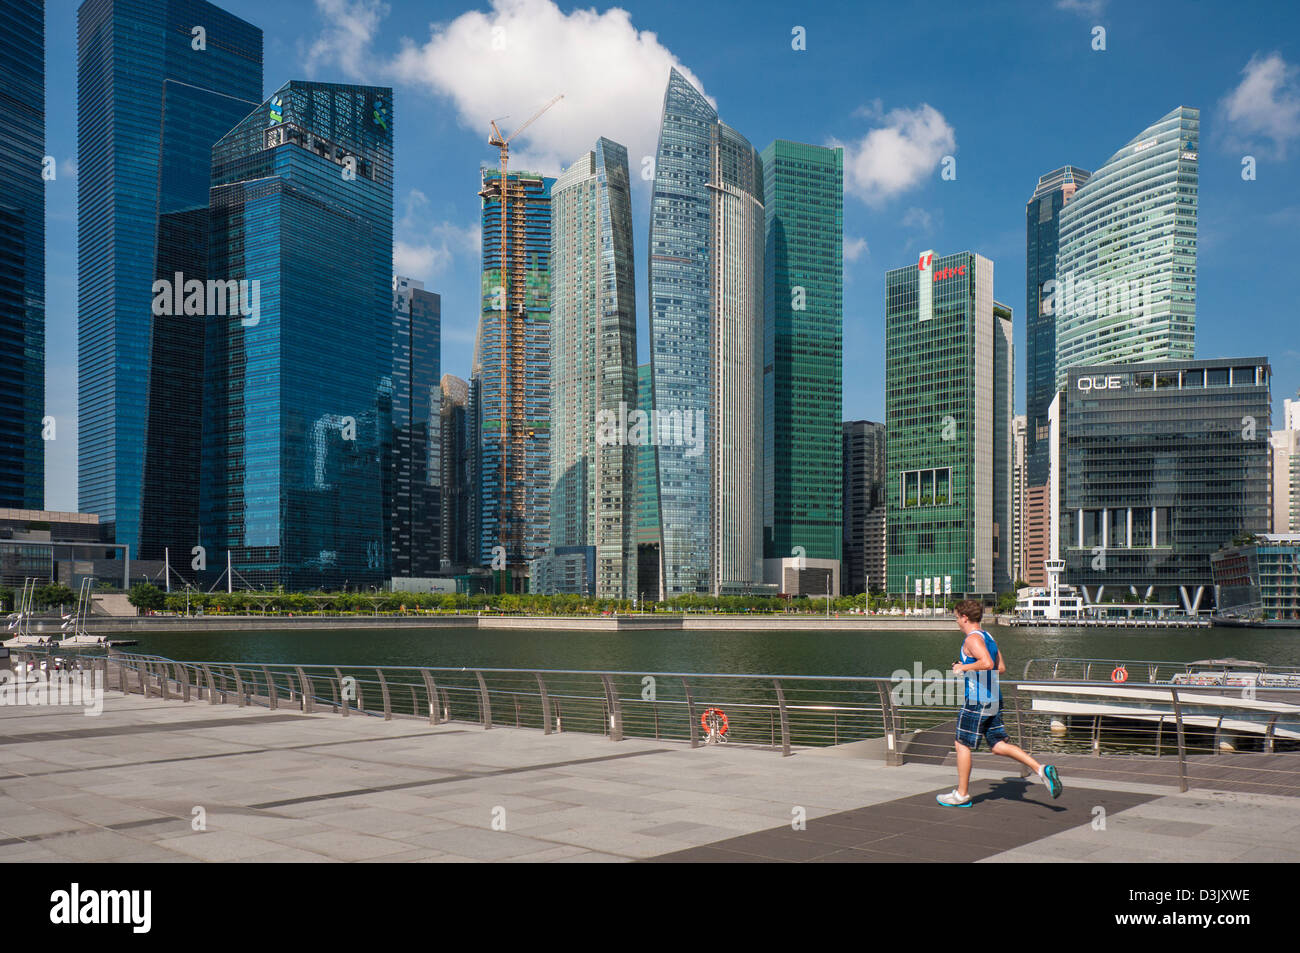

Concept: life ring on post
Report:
left=1111, top=665, right=1129, bottom=684
left=701, top=708, right=728, bottom=736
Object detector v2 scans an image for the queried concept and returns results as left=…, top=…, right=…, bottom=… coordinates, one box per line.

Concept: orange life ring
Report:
left=701, top=708, right=728, bottom=735
left=1111, top=665, right=1129, bottom=683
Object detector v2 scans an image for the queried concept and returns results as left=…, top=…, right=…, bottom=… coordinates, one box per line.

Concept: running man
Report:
left=936, top=599, right=1062, bottom=807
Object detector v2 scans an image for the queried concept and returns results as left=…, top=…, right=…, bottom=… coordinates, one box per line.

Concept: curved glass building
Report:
left=1054, top=107, right=1199, bottom=389
left=649, top=69, right=765, bottom=597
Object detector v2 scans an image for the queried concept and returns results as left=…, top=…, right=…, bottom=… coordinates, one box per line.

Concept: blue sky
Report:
left=41, top=0, right=1300, bottom=509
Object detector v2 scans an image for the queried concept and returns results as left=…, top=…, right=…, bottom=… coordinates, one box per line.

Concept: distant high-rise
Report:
left=1055, top=108, right=1199, bottom=388
left=77, top=0, right=263, bottom=559
left=635, top=363, right=661, bottom=600
left=202, top=81, right=394, bottom=590
left=545, top=139, right=637, bottom=597
left=391, top=276, right=441, bottom=578
left=842, top=420, right=886, bottom=595
left=440, top=374, right=472, bottom=569
left=0, top=0, right=44, bottom=508
left=649, top=67, right=765, bottom=597
left=1025, top=165, right=1089, bottom=486
left=1274, top=392, right=1300, bottom=534
left=474, top=168, right=552, bottom=588
left=762, top=140, right=843, bottom=571
left=885, top=251, right=1013, bottom=596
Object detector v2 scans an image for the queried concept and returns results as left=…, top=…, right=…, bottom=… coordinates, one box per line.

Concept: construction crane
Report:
left=478, top=94, right=562, bottom=588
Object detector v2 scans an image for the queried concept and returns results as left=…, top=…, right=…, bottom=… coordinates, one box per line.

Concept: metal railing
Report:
left=10, top=650, right=1299, bottom=797
left=1023, top=656, right=1300, bottom=684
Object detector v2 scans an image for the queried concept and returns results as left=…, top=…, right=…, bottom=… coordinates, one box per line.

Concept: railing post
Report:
left=177, top=663, right=190, bottom=702
left=333, top=668, right=348, bottom=716
left=535, top=673, right=551, bottom=735
left=232, top=668, right=245, bottom=707
left=772, top=679, right=791, bottom=757
left=422, top=671, right=440, bottom=725
left=876, top=678, right=902, bottom=766
left=1092, top=714, right=1101, bottom=755
left=328, top=674, right=340, bottom=713
left=202, top=664, right=217, bottom=705
left=376, top=668, right=392, bottom=721
left=296, top=667, right=313, bottom=713
left=140, top=662, right=151, bottom=699
left=475, top=671, right=492, bottom=729
left=1170, top=688, right=1188, bottom=793
left=682, top=678, right=698, bottom=749
left=600, top=675, right=623, bottom=742
left=263, top=666, right=277, bottom=710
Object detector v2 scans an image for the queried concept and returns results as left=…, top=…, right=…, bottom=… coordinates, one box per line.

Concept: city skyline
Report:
left=32, top=0, right=1300, bottom=511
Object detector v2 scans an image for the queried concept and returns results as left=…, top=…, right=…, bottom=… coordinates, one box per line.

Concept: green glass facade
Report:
left=885, top=252, right=1013, bottom=597
left=761, top=140, right=843, bottom=564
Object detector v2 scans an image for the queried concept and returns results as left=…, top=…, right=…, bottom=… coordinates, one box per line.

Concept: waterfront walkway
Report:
left=1, top=692, right=1297, bottom=863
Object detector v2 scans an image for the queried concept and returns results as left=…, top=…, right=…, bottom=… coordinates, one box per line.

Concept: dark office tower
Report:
left=475, top=168, right=552, bottom=589
left=77, top=0, right=263, bottom=559
left=202, top=81, right=394, bottom=590
left=391, top=276, right=442, bottom=578
left=842, top=420, right=885, bottom=595
left=762, top=140, right=844, bottom=570
left=1025, top=166, right=1089, bottom=485
left=0, top=0, right=44, bottom=508
left=650, top=68, right=765, bottom=597
left=440, top=374, right=471, bottom=569
left=635, top=363, right=661, bottom=601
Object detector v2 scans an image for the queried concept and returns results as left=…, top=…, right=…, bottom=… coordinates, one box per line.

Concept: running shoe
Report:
left=936, top=789, right=973, bottom=807
left=1043, top=764, right=1062, bottom=798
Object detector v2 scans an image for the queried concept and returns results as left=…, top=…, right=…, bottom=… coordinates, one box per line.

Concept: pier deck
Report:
left=1, top=691, right=1297, bottom=863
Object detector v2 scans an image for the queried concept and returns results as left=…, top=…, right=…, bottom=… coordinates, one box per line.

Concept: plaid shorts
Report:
left=955, top=705, right=1009, bottom=750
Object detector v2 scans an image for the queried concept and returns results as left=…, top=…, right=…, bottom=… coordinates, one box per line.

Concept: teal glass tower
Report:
left=649, top=68, right=765, bottom=597
left=761, top=140, right=843, bottom=567
left=546, top=138, right=637, bottom=597
left=885, top=251, right=1013, bottom=597
left=0, top=0, right=44, bottom=508
left=202, top=81, right=394, bottom=590
left=1055, top=107, right=1199, bottom=388
left=77, top=0, right=263, bottom=558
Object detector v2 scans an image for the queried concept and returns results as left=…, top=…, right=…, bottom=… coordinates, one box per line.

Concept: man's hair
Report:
left=954, top=599, right=983, bottom=623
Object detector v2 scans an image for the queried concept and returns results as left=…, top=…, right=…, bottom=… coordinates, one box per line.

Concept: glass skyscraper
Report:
left=202, top=81, right=394, bottom=590
left=635, top=363, right=661, bottom=600
left=77, top=0, right=263, bottom=558
left=885, top=251, right=1013, bottom=597
left=649, top=68, right=765, bottom=597
left=1025, top=165, right=1089, bottom=486
left=391, top=276, right=441, bottom=579
left=1061, top=358, right=1271, bottom=611
left=474, top=169, right=552, bottom=588
left=546, top=139, right=637, bottom=598
left=761, top=140, right=843, bottom=567
left=0, top=0, right=44, bottom=508
left=439, top=374, right=472, bottom=569
left=1055, top=107, right=1199, bottom=388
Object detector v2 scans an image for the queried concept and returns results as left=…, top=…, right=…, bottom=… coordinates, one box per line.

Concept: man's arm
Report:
left=956, top=634, right=994, bottom=672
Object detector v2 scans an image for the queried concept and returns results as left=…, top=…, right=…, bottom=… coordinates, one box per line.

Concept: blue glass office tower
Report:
left=0, top=0, right=44, bottom=508
left=77, top=0, right=262, bottom=559
left=1025, top=166, right=1089, bottom=486
left=202, top=81, right=394, bottom=590
left=392, top=276, right=441, bottom=578
left=649, top=68, right=765, bottom=597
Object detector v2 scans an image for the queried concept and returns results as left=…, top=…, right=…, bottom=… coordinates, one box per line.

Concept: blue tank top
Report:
left=960, top=629, right=1000, bottom=709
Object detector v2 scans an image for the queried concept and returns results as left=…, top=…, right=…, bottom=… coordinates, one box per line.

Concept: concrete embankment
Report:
left=48, top=613, right=955, bottom=634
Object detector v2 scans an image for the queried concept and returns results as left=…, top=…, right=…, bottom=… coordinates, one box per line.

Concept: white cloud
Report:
left=833, top=104, right=956, bottom=206
left=306, top=0, right=389, bottom=83
left=844, top=236, right=869, bottom=262
left=1055, top=0, right=1106, bottom=15
left=901, top=207, right=934, bottom=232
left=309, top=0, right=709, bottom=177
left=1220, top=52, right=1300, bottom=159
left=394, top=189, right=481, bottom=280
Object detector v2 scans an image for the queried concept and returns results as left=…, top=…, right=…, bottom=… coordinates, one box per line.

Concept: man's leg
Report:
left=990, top=739, right=1041, bottom=774
left=955, top=740, right=973, bottom=797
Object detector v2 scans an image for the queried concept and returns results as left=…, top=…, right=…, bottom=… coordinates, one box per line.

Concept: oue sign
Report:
left=1077, top=375, right=1123, bottom=392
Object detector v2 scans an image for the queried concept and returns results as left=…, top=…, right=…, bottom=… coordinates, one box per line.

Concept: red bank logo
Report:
left=932, top=264, right=966, bottom=282
left=917, top=252, right=933, bottom=271
left=916, top=252, right=964, bottom=282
